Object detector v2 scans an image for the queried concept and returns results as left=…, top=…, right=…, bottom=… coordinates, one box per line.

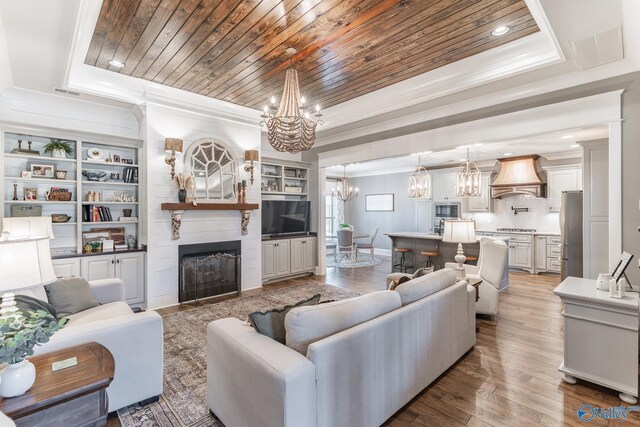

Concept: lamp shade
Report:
left=244, top=149, right=259, bottom=162
left=164, top=138, right=183, bottom=154
left=0, top=236, right=56, bottom=292
left=442, top=220, right=476, bottom=244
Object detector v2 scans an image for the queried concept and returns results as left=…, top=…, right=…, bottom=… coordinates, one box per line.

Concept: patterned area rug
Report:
left=118, top=282, right=359, bottom=427
left=326, top=255, right=382, bottom=268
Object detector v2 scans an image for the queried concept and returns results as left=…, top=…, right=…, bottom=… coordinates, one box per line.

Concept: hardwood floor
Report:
left=110, top=259, right=640, bottom=426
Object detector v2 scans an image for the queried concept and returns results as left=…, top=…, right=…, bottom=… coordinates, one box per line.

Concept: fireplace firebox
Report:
left=178, top=240, right=241, bottom=303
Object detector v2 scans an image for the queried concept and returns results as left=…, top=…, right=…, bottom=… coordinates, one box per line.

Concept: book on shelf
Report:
left=82, top=205, right=114, bottom=222
left=122, top=167, right=138, bottom=183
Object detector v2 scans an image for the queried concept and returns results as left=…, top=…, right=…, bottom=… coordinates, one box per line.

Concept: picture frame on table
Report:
left=23, top=188, right=38, bottom=201
left=27, top=161, right=56, bottom=178
left=612, top=251, right=634, bottom=283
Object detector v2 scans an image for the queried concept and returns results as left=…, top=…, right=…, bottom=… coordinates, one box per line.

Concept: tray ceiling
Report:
left=85, top=0, right=539, bottom=110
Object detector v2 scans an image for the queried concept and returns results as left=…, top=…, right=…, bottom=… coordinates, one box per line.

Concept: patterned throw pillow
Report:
left=248, top=294, right=321, bottom=343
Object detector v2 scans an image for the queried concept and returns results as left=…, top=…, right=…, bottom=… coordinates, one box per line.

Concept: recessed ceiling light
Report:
left=570, top=144, right=580, bottom=148
left=503, top=152, right=513, bottom=156
left=491, top=26, right=510, bottom=36
left=561, top=134, right=574, bottom=139
left=108, top=59, right=125, bottom=68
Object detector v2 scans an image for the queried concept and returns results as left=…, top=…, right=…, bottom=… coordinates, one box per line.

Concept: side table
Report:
left=0, top=342, right=115, bottom=427
left=465, top=277, right=482, bottom=331
left=554, top=277, right=639, bottom=403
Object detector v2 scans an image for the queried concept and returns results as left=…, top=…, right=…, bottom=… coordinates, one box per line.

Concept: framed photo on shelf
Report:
left=23, top=188, right=38, bottom=201
left=365, top=193, right=394, bottom=212
left=27, top=161, right=56, bottom=178
left=82, top=231, right=111, bottom=254
left=21, top=171, right=32, bottom=178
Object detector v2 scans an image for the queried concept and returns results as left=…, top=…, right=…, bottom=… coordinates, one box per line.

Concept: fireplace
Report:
left=178, top=241, right=241, bottom=303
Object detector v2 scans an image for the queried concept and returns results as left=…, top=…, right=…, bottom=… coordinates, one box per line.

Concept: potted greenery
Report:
left=0, top=308, right=67, bottom=397
left=44, top=139, right=73, bottom=159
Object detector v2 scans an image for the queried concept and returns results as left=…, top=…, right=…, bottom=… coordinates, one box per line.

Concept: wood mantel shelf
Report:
left=161, top=202, right=259, bottom=239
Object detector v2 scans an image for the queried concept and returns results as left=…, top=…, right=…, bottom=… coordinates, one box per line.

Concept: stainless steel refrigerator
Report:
left=560, top=190, right=583, bottom=280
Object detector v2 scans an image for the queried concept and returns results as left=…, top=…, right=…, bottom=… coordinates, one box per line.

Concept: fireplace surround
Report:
left=178, top=240, right=241, bottom=303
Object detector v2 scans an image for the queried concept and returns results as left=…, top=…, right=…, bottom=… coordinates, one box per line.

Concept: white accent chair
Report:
left=445, top=237, right=509, bottom=316
left=356, top=226, right=379, bottom=261
left=336, top=228, right=355, bottom=262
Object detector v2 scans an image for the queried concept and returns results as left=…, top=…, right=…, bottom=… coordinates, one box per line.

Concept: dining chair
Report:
left=356, top=226, right=379, bottom=261
left=326, top=241, right=337, bottom=261
left=336, top=228, right=355, bottom=262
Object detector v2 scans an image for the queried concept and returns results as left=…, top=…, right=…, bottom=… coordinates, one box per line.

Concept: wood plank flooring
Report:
left=109, top=260, right=640, bottom=426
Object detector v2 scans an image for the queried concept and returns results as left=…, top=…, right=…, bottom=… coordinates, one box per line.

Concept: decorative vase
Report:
left=0, top=359, right=36, bottom=397
left=178, top=188, right=187, bottom=203
left=51, top=149, right=66, bottom=158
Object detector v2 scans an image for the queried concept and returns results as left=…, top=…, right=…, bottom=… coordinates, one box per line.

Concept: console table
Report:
left=554, top=277, right=638, bottom=403
left=0, top=342, right=115, bottom=426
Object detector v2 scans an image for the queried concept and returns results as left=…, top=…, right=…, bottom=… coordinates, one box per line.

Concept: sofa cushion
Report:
left=65, top=301, right=133, bottom=326
left=45, top=277, right=100, bottom=317
left=395, top=268, right=457, bottom=306
left=285, top=290, right=401, bottom=355
left=248, top=293, right=321, bottom=344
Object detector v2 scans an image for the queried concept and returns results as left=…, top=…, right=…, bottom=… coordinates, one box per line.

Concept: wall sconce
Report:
left=244, top=150, right=259, bottom=185
left=164, top=138, right=183, bottom=180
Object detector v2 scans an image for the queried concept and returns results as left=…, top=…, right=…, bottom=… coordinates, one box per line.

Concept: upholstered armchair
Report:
left=445, top=237, right=509, bottom=316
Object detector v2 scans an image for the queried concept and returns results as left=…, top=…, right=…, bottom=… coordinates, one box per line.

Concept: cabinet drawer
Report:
left=505, top=234, right=533, bottom=243
left=548, top=245, right=562, bottom=257
left=548, top=258, right=561, bottom=271
left=547, top=236, right=562, bottom=245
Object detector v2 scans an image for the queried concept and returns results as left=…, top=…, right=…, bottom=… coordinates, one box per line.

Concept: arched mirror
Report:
left=184, top=138, right=237, bottom=202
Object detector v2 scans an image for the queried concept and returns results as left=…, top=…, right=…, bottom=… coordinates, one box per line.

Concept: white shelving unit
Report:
left=261, top=157, right=310, bottom=197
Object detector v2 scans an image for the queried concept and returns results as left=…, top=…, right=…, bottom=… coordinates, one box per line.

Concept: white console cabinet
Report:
left=52, top=257, right=81, bottom=277
left=262, top=236, right=316, bottom=283
left=554, top=277, right=638, bottom=403
left=80, top=251, right=145, bottom=304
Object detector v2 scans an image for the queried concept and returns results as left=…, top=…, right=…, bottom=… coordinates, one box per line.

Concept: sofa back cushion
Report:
left=395, top=268, right=457, bottom=306
left=285, top=290, right=401, bottom=355
left=45, top=277, right=100, bottom=317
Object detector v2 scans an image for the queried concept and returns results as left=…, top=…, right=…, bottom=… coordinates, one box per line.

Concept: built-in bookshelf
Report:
left=1, top=125, right=143, bottom=255
left=261, top=157, right=310, bottom=197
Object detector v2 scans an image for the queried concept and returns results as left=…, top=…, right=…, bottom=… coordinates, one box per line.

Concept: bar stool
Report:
left=420, top=250, right=440, bottom=269
left=465, top=255, right=478, bottom=265
left=393, top=247, right=414, bottom=273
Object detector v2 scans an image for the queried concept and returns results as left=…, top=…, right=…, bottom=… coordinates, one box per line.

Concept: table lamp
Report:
left=442, top=220, right=476, bottom=280
left=0, top=234, right=57, bottom=397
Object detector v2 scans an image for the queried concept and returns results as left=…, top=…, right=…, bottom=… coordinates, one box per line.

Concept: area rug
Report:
left=326, top=255, right=382, bottom=268
left=117, top=282, right=359, bottom=427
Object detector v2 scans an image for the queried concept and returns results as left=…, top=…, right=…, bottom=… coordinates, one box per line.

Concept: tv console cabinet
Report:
left=262, top=235, right=316, bottom=283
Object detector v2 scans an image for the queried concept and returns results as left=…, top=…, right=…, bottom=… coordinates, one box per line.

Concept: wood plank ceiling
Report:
left=86, top=0, right=539, bottom=110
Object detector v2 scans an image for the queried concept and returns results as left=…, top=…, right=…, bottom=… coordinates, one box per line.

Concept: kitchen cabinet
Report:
left=547, top=236, right=562, bottom=272
left=432, top=172, right=458, bottom=201
left=496, top=234, right=533, bottom=273
left=52, top=257, right=81, bottom=278
left=535, top=236, right=547, bottom=271
left=465, top=175, right=492, bottom=212
left=80, top=252, right=145, bottom=304
left=290, top=237, right=316, bottom=274
left=544, top=165, right=582, bottom=212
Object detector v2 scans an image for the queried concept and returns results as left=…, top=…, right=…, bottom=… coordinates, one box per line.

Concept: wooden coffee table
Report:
left=0, top=342, right=115, bottom=427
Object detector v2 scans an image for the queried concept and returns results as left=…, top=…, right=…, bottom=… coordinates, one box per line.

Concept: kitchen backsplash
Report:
left=464, top=195, right=560, bottom=232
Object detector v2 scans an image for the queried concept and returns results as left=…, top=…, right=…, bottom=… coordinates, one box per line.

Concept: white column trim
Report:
left=316, top=167, right=327, bottom=276
left=609, top=120, right=622, bottom=269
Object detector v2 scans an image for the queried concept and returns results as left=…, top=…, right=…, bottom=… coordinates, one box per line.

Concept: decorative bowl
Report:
left=51, top=214, right=71, bottom=223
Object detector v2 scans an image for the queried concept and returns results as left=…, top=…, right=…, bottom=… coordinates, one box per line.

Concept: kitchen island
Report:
left=385, top=232, right=482, bottom=272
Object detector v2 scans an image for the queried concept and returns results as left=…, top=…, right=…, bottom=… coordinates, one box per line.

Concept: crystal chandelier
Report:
left=333, top=166, right=358, bottom=202
left=408, top=155, right=431, bottom=198
left=456, top=147, right=482, bottom=197
left=260, top=52, right=323, bottom=153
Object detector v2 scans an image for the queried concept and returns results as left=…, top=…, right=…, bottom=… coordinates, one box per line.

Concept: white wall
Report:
left=0, top=16, right=13, bottom=92
left=144, top=103, right=262, bottom=309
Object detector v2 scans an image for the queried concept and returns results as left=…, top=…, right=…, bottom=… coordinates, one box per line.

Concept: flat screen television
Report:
left=262, top=200, right=311, bottom=236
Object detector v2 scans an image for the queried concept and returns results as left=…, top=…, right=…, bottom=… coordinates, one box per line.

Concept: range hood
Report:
left=490, top=155, right=546, bottom=199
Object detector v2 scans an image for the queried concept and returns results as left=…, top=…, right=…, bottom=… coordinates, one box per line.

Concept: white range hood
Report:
left=490, top=155, right=546, bottom=199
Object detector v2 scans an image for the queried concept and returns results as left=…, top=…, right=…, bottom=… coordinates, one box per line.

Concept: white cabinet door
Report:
left=81, top=255, right=116, bottom=282
left=275, top=240, right=291, bottom=277
left=432, top=174, right=448, bottom=201
left=116, top=252, right=144, bottom=304
left=466, top=175, right=491, bottom=212
left=546, top=166, right=581, bottom=212
left=445, top=173, right=459, bottom=201
left=535, top=236, right=547, bottom=271
left=303, top=237, right=316, bottom=272
left=512, top=243, right=532, bottom=269
left=52, top=258, right=81, bottom=278
left=290, top=239, right=305, bottom=274
left=261, top=241, right=277, bottom=279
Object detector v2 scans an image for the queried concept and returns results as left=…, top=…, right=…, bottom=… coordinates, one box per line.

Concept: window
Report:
left=325, top=180, right=338, bottom=238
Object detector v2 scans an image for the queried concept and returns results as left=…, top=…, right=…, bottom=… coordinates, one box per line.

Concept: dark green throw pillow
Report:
left=45, top=277, right=100, bottom=317
left=0, top=295, right=59, bottom=320
left=248, top=294, right=321, bottom=343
